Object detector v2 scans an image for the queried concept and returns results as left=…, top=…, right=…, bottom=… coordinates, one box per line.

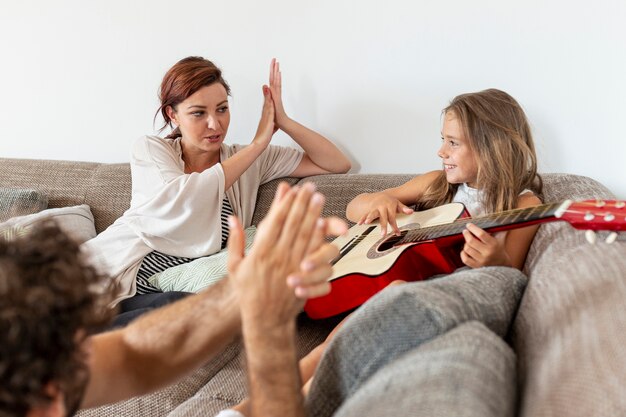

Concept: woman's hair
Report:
left=417, top=88, right=542, bottom=214
left=0, top=221, right=116, bottom=415
left=154, top=56, right=231, bottom=140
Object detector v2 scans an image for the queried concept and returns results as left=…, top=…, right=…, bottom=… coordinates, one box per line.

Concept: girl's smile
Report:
left=438, top=112, right=479, bottom=187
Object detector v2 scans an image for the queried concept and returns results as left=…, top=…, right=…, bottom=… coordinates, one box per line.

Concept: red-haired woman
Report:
left=82, top=57, right=351, bottom=325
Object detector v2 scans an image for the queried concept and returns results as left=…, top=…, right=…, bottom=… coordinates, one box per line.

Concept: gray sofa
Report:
left=1, top=157, right=625, bottom=417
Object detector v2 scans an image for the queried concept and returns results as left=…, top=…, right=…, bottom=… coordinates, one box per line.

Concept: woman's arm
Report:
left=267, top=59, right=351, bottom=177
left=221, top=85, right=276, bottom=190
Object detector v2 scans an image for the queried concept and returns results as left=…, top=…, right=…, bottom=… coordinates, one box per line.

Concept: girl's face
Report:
left=438, top=111, right=479, bottom=187
left=167, top=83, right=230, bottom=155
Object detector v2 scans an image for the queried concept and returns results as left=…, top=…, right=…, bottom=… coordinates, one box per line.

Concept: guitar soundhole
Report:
left=378, top=231, right=408, bottom=251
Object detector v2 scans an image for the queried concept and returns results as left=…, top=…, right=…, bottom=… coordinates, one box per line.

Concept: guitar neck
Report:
left=400, top=202, right=564, bottom=244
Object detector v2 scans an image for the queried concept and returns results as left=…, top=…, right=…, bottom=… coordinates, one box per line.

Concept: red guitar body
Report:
left=304, top=237, right=467, bottom=319
left=304, top=199, right=625, bottom=319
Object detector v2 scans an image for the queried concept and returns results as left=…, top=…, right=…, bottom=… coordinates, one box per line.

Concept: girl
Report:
left=347, top=88, right=542, bottom=270
left=226, top=88, right=542, bottom=417
left=82, top=57, right=351, bottom=326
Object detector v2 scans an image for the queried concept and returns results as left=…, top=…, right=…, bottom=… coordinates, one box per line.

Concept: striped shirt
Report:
left=135, top=196, right=234, bottom=294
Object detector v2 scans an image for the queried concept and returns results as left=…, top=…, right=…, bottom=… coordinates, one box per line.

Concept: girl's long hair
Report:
left=417, top=89, right=542, bottom=214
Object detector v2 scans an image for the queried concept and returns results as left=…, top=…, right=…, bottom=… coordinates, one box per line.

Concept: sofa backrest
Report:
left=0, top=158, right=416, bottom=233
left=1, top=157, right=615, bottom=235
left=1, top=158, right=131, bottom=233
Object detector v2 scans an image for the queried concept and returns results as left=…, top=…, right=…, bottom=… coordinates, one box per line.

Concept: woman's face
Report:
left=168, top=83, right=230, bottom=154
left=438, top=111, right=479, bottom=187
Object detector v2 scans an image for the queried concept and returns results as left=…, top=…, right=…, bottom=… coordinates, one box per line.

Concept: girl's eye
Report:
left=191, top=111, right=204, bottom=117
left=217, top=106, right=229, bottom=113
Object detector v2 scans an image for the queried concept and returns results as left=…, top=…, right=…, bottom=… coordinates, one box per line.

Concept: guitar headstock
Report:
left=557, top=200, right=626, bottom=232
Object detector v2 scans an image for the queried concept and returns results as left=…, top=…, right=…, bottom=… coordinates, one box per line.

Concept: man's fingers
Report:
left=305, top=218, right=326, bottom=256
left=294, top=281, right=332, bottom=299
left=287, top=265, right=333, bottom=297
left=290, top=189, right=325, bottom=259
left=324, top=217, right=348, bottom=238
left=287, top=243, right=339, bottom=292
left=300, top=243, right=340, bottom=274
left=273, top=181, right=291, bottom=202
left=276, top=182, right=321, bottom=255
left=254, top=183, right=297, bottom=247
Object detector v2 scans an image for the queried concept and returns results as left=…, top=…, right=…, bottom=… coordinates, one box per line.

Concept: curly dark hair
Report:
left=0, top=221, right=116, bottom=416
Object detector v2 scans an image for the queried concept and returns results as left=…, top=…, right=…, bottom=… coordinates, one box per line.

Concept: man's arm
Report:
left=228, top=182, right=344, bottom=417
left=81, top=279, right=240, bottom=409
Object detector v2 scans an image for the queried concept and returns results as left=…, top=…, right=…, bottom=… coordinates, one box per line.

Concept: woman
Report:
left=83, top=57, right=350, bottom=325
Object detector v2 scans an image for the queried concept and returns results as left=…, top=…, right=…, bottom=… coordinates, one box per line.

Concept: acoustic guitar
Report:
left=304, top=199, right=626, bottom=319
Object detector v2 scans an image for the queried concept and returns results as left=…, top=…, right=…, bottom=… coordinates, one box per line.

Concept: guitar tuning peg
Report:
left=585, top=230, right=597, bottom=244
left=605, top=232, right=618, bottom=244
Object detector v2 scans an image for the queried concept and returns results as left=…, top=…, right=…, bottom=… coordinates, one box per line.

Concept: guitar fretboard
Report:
left=398, top=202, right=563, bottom=245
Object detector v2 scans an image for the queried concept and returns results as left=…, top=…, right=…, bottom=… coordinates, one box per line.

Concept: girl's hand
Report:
left=357, top=193, right=414, bottom=236
left=252, top=85, right=276, bottom=148
left=460, top=223, right=512, bottom=268
left=268, top=58, right=289, bottom=129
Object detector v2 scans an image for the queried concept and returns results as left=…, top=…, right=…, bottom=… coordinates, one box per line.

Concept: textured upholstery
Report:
left=513, top=174, right=626, bottom=416
left=0, top=158, right=130, bottom=233
left=0, top=187, right=48, bottom=221
left=334, top=321, right=517, bottom=417
left=2, top=157, right=624, bottom=417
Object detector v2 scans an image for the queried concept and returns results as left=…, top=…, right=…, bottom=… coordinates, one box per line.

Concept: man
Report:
left=0, top=182, right=346, bottom=417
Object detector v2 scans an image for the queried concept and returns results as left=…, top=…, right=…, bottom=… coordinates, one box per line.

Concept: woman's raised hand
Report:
left=252, top=85, right=276, bottom=148
left=268, top=58, right=290, bottom=129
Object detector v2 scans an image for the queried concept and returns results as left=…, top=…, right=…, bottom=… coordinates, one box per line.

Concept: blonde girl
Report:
left=348, top=88, right=542, bottom=269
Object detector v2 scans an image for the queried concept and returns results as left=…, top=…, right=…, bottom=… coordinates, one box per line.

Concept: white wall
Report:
left=1, top=0, right=624, bottom=198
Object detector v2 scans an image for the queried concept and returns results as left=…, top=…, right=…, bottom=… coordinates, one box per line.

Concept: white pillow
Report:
left=0, top=204, right=96, bottom=244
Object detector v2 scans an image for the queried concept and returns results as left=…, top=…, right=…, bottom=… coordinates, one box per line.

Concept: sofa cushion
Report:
left=0, top=204, right=96, bottom=244
left=304, top=266, right=528, bottom=417
left=0, top=187, right=48, bottom=222
left=334, top=321, right=517, bottom=417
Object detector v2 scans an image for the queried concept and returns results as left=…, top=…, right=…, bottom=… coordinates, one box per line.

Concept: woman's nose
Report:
left=207, top=115, right=217, bottom=130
